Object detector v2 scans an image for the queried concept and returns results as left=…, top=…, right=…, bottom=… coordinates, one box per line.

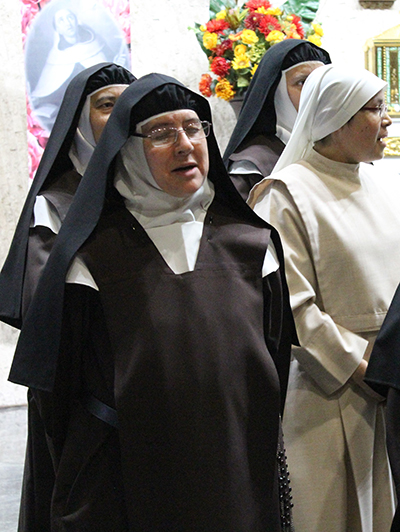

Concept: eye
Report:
left=96, top=101, right=115, bottom=111
left=151, top=128, right=175, bottom=142
left=293, top=77, right=307, bottom=87
left=185, top=124, right=202, bottom=136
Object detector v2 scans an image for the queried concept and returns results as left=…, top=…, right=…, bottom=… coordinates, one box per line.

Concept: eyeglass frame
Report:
left=359, top=103, right=388, bottom=118
left=131, top=120, right=212, bottom=147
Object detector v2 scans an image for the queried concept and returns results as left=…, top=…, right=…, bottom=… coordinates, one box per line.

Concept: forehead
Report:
left=90, top=86, right=127, bottom=105
left=364, top=89, right=385, bottom=105
left=285, top=61, right=324, bottom=81
left=55, top=9, right=75, bottom=22
left=143, top=109, right=200, bottom=131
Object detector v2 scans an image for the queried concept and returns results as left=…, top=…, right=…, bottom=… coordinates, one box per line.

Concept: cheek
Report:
left=287, top=86, right=301, bottom=111
left=144, top=146, right=166, bottom=182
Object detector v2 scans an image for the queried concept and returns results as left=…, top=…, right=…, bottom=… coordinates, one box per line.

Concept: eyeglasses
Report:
left=360, top=103, right=388, bottom=118
left=132, top=121, right=212, bottom=147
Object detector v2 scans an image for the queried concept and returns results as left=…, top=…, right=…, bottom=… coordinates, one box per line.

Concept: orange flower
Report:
left=215, top=78, right=236, bottom=101
left=229, top=31, right=243, bottom=42
left=199, top=74, right=213, bottom=97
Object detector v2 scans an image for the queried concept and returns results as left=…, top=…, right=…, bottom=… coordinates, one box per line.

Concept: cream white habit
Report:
left=253, top=148, right=400, bottom=531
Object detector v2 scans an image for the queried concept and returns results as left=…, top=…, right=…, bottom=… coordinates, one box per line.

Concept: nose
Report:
left=175, top=129, right=194, bottom=153
left=382, top=111, right=392, bottom=127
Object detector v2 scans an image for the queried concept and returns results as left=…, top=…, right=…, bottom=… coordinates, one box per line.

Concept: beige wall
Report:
left=1, top=0, right=400, bottom=405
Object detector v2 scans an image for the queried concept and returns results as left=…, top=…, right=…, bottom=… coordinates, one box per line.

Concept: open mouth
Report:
left=172, top=164, right=197, bottom=173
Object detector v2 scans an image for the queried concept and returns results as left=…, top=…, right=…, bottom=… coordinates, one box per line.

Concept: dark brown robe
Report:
left=32, top=195, right=293, bottom=531
left=227, top=134, right=285, bottom=200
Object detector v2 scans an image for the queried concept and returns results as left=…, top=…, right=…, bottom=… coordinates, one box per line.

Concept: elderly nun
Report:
left=7, top=73, right=297, bottom=531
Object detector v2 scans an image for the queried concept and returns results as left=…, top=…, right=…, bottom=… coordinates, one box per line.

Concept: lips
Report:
left=172, top=163, right=197, bottom=173
left=378, top=135, right=388, bottom=147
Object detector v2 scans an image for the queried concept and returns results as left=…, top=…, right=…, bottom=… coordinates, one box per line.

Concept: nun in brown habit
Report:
left=223, top=40, right=330, bottom=200
left=8, top=73, right=296, bottom=531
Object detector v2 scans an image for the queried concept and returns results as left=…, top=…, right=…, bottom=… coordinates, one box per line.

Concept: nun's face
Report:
left=286, top=61, right=324, bottom=110
left=90, top=86, right=128, bottom=143
left=328, top=90, right=391, bottom=164
left=142, top=110, right=209, bottom=198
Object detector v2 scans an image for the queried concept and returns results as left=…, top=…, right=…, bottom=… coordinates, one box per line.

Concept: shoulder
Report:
left=229, top=134, right=285, bottom=177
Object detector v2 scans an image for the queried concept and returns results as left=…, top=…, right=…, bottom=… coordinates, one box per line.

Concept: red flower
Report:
left=244, top=12, right=264, bottom=31
left=244, top=0, right=271, bottom=12
left=290, top=14, right=305, bottom=39
left=206, top=19, right=230, bottom=34
left=21, top=1, right=39, bottom=37
left=210, top=56, right=231, bottom=77
left=214, top=39, right=233, bottom=57
left=199, top=74, right=213, bottom=97
left=259, top=15, right=281, bottom=36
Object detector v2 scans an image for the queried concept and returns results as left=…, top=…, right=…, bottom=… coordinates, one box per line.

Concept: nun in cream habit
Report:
left=250, top=64, right=400, bottom=531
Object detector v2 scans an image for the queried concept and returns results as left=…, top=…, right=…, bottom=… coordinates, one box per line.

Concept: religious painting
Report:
left=365, top=25, right=400, bottom=115
left=21, top=0, right=131, bottom=178
left=365, top=24, right=400, bottom=156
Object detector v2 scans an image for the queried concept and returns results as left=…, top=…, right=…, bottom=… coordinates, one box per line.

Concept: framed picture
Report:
left=21, top=0, right=131, bottom=177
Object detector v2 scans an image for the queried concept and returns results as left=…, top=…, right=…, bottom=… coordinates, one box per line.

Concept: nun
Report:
left=0, top=62, right=135, bottom=532
left=7, top=74, right=297, bottom=531
left=249, top=64, right=400, bottom=531
left=0, top=62, right=135, bottom=327
left=223, top=39, right=330, bottom=200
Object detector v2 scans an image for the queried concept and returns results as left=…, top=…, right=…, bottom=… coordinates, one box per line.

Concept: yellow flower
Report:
left=255, top=7, right=269, bottom=15
left=251, top=64, right=258, bottom=76
left=241, top=29, right=259, bottom=45
left=308, top=34, right=322, bottom=46
left=232, top=54, right=251, bottom=70
left=286, top=15, right=293, bottom=21
left=266, top=7, right=282, bottom=16
left=203, top=32, right=218, bottom=50
left=234, top=44, right=247, bottom=57
left=200, top=25, right=207, bottom=32
left=312, top=22, right=324, bottom=37
left=215, top=78, right=236, bottom=101
left=266, top=30, right=285, bottom=43
left=216, top=10, right=227, bottom=20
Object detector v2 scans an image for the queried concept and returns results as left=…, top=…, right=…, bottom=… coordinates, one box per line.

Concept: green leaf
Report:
left=281, top=0, right=320, bottom=25
left=209, top=0, right=238, bottom=18
left=189, top=22, right=213, bottom=57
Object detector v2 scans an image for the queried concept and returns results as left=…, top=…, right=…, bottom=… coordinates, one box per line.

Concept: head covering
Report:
left=114, top=125, right=214, bottom=230
left=0, top=63, right=136, bottom=329
left=69, top=82, right=131, bottom=174
left=9, top=73, right=264, bottom=391
left=223, top=40, right=331, bottom=163
left=272, top=64, right=387, bottom=174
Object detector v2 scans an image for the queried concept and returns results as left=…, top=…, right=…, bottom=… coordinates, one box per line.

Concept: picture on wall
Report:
left=21, top=0, right=131, bottom=178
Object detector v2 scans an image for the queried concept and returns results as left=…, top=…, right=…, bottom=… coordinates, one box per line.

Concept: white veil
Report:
left=272, top=64, right=387, bottom=174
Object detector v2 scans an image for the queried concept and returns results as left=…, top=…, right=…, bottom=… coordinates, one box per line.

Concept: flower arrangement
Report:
left=194, top=0, right=323, bottom=101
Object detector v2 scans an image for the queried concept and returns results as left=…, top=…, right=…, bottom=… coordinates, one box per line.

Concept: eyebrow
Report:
left=147, top=118, right=201, bottom=131
left=93, top=95, right=118, bottom=106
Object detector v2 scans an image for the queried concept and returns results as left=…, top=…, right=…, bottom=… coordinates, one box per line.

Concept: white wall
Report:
left=0, top=0, right=29, bottom=406
left=1, top=0, right=400, bottom=405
